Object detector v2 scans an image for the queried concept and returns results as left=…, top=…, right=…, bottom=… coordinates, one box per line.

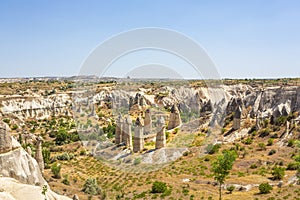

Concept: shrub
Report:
left=259, top=183, right=273, bottom=194
left=56, top=152, right=74, bottom=161
left=206, top=143, right=221, bottom=154
left=258, top=143, right=266, bottom=150
left=151, top=181, right=167, bottom=193
left=267, top=138, right=274, bottom=146
left=288, top=139, right=295, bottom=147
left=82, top=178, right=101, bottom=195
left=268, top=149, right=276, bottom=156
left=243, top=137, right=253, bottom=145
left=272, top=166, right=285, bottom=180
left=51, top=163, right=61, bottom=179
left=42, top=148, right=51, bottom=168
left=62, top=174, right=70, bottom=185
left=287, top=162, right=300, bottom=170
left=227, top=185, right=235, bottom=194
left=2, top=118, right=10, bottom=124
left=11, top=124, right=18, bottom=130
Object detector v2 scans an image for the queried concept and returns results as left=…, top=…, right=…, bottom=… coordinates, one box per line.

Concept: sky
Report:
left=0, top=0, right=299, bottom=79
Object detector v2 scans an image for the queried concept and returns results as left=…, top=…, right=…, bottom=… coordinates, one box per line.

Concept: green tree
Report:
left=212, top=150, right=237, bottom=200
left=272, top=166, right=285, bottom=180
left=259, top=182, right=273, bottom=194
left=151, top=181, right=167, bottom=193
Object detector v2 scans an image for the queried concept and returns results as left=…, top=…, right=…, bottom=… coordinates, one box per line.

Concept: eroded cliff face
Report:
left=0, top=93, right=72, bottom=121
left=1, top=84, right=299, bottom=126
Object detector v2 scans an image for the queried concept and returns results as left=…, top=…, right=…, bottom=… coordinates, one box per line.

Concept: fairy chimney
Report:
left=115, top=114, right=123, bottom=144
left=155, top=116, right=166, bottom=149
left=0, top=121, right=12, bottom=153
left=233, top=106, right=242, bottom=130
left=144, top=108, right=152, bottom=135
left=35, top=136, right=44, bottom=172
left=124, top=115, right=133, bottom=149
left=133, top=116, right=144, bottom=153
left=168, top=104, right=181, bottom=130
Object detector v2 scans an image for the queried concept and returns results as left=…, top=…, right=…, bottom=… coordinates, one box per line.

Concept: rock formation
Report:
left=144, top=108, right=152, bottom=135
left=233, top=106, right=242, bottom=130
left=168, top=104, right=181, bottom=130
left=0, top=121, right=12, bottom=153
left=133, top=115, right=144, bottom=153
left=115, top=114, right=123, bottom=144
left=124, top=115, right=133, bottom=149
left=35, top=136, right=44, bottom=173
left=155, top=116, right=166, bottom=149
left=26, top=146, right=32, bottom=156
left=73, top=194, right=80, bottom=200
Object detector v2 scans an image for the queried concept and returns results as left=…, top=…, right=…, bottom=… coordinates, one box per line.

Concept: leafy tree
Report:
left=259, top=183, right=273, bottom=194
left=212, top=150, right=237, bottom=200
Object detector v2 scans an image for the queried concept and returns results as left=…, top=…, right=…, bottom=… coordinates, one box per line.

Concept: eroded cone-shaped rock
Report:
left=115, top=114, right=123, bottom=144
left=144, top=108, right=152, bottom=135
left=233, top=106, right=242, bottom=130
left=155, top=117, right=166, bottom=149
left=35, top=136, right=44, bottom=172
left=168, top=104, right=181, bottom=130
left=124, top=115, right=133, bottom=149
left=133, top=116, right=144, bottom=153
left=0, top=121, right=12, bottom=153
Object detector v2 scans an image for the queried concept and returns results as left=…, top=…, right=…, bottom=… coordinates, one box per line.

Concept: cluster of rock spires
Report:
left=0, top=121, right=74, bottom=200
left=115, top=104, right=181, bottom=152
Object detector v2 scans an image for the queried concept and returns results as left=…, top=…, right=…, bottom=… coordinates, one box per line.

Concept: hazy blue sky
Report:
left=0, top=0, right=299, bottom=78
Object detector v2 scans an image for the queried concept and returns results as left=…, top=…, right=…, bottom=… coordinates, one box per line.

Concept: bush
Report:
left=288, top=139, right=295, bottom=147
left=56, top=152, right=74, bottom=161
left=259, top=183, right=273, bottom=194
left=11, top=124, right=18, bottom=130
left=258, top=143, right=266, bottom=150
left=227, top=185, right=235, bottom=194
left=206, top=143, right=221, bottom=154
left=267, top=138, right=274, bottom=146
left=243, top=138, right=253, bottom=145
left=287, top=162, right=300, bottom=170
left=151, top=181, right=167, bottom=193
left=62, top=174, right=70, bottom=185
left=82, top=178, right=101, bottom=195
left=42, top=148, right=51, bottom=167
left=51, top=163, right=61, bottom=179
left=268, top=149, right=276, bottom=156
left=272, top=166, right=285, bottom=180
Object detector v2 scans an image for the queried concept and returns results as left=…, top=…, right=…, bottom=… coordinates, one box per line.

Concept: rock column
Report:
left=0, top=121, right=12, bottom=153
left=133, top=116, right=144, bottom=153
left=35, top=136, right=44, bottom=172
left=168, top=104, right=181, bottom=130
left=124, top=115, right=133, bottom=149
left=233, top=106, right=242, bottom=130
left=115, top=114, right=123, bottom=144
left=155, top=117, right=166, bottom=149
left=144, top=108, right=152, bottom=135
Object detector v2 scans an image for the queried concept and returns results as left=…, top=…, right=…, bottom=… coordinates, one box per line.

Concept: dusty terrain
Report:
left=0, top=77, right=299, bottom=200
